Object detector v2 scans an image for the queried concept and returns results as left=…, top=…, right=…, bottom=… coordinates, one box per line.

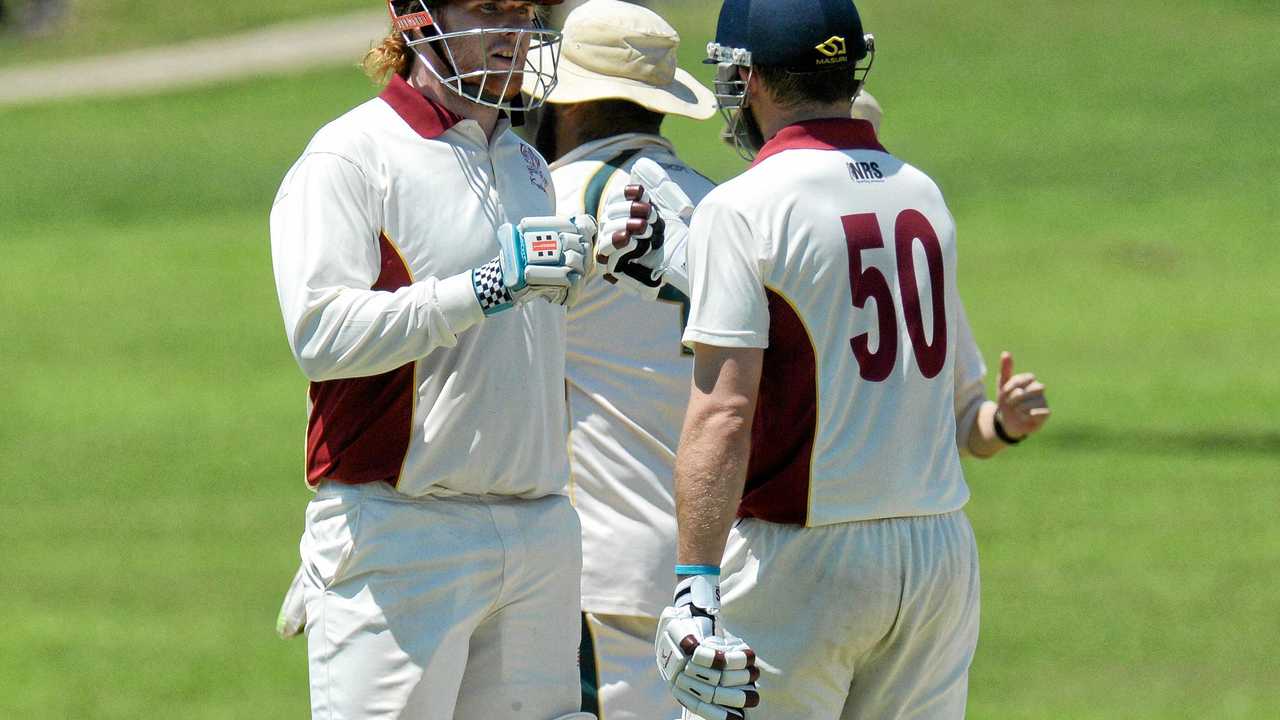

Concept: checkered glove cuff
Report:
left=472, top=258, right=513, bottom=315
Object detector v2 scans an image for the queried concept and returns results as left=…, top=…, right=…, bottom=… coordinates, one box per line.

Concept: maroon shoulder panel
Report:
left=306, top=233, right=416, bottom=487
left=737, top=289, right=818, bottom=525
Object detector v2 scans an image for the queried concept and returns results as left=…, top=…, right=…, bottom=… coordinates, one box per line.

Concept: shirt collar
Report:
left=550, top=133, right=675, bottom=171
left=751, top=118, right=885, bottom=168
left=378, top=74, right=464, bottom=140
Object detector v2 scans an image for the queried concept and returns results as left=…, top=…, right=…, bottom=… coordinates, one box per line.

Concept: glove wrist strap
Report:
left=673, top=573, right=720, bottom=615
left=675, top=564, right=720, bottom=577
left=472, top=259, right=514, bottom=315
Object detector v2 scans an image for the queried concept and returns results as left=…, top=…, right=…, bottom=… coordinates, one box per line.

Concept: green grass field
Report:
left=2, top=0, right=1278, bottom=717
left=0, top=0, right=366, bottom=65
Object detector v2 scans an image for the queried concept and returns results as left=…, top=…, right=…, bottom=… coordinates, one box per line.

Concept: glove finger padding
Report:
left=672, top=688, right=747, bottom=720
left=569, top=214, right=599, bottom=244
left=674, top=673, right=760, bottom=709
left=599, top=198, right=652, bottom=257
left=517, top=215, right=578, bottom=235
left=562, top=248, right=586, bottom=276
left=523, top=264, right=573, bottom=287
left=690, top=635, right=757, bottom=672
left=598, top=195, right=666, bottom=297
left=716, top=666, right=761, bottom=687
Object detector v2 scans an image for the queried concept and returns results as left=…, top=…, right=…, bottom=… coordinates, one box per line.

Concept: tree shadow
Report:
left=1038, top=426, right=1280, bottom=457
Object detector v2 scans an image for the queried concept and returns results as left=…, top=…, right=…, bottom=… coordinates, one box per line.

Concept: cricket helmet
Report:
left=707, top=0, right=876, bottom=158
left=388, top=0, right=565, bottom=112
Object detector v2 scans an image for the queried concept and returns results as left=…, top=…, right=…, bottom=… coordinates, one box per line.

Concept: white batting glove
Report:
left=597, top=158, right=694, bottom=300
left=472, top=215, right=597, bottom=314
left=656, top=575, right=760, bottom=720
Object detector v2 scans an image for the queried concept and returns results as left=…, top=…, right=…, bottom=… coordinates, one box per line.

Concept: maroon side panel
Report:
left=306, top=234, right=415, bottom=487
left=737, top=290, right=818, bottom=525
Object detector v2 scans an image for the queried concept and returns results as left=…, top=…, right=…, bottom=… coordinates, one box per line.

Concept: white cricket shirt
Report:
left=270, top=75, right=569, bottom=498
left=684, top=118, right=971, bottom=527
left=554, top=134, right=715, bottom=617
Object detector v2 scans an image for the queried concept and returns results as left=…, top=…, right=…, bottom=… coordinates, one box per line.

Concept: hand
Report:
left=655, top=575, right=760, bottom=720
left=995, top=351, right=1051, bottom=439
left=597, top=157, right=694, bottom=299
left=472, top=215, right=597, bottom=314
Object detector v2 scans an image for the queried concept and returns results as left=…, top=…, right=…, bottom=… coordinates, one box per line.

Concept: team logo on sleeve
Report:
left=519, top=144, right=551, bottom=195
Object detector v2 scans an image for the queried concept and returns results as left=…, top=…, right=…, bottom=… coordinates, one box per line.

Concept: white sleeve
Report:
left=681, top=198, right=770, bottom=349
left=270, top=152, right=483, bottom=382
left=952, top=297, right=987, bottom=455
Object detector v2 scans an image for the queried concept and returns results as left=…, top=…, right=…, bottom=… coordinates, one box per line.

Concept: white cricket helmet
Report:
left=387, top=0, right=563, bottom=112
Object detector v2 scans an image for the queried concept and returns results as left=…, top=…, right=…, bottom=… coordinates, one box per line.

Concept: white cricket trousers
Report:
left=579, top=612, right=681, bottom=720
left=719, top=510, right=980, bottom=720
left=301, top=480, right=583, bottom=720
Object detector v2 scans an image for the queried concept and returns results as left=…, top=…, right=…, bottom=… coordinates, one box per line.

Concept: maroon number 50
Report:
left=842, top=210, right=948, bottom=382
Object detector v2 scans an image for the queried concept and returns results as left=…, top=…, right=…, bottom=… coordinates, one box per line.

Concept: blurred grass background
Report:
left=1, top=0, right=1278, bottom=717
left=0, top=0, right=362, bottom=63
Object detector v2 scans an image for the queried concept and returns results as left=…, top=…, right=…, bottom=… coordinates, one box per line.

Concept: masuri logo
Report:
left=815, top=35, right=847, bottom=58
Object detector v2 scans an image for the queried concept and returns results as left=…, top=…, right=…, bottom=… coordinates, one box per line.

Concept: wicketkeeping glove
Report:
left=472, top=215, right=598, bottom=314
left=597, top=157, right=694, bottom=300
left=656, top=574, right=761, bottom=720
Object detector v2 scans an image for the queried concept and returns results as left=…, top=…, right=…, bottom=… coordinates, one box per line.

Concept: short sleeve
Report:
left=681, top=196, right=770, bottom=349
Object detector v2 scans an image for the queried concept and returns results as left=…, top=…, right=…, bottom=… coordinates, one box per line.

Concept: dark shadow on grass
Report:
left=1037, top=426, right=1280, bottom=457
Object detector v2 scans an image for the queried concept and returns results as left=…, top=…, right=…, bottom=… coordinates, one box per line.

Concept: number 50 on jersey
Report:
left=842, top=210, right=948, bottom=383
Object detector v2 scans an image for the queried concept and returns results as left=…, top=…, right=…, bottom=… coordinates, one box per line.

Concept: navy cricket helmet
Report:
left=707, top=0, right=876, bottom=160
left=708, top=0, right=871, bottom=73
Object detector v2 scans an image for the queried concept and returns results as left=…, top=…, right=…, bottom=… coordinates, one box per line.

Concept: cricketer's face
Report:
left=435, top=0, right=540, bottom=102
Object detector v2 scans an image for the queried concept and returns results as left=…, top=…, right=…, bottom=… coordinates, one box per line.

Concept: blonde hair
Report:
left=363, top=30, right=414, bottom=84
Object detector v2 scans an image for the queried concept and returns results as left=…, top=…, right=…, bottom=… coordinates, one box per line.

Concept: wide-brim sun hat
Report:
left=524, top=0, right=717, bottom=120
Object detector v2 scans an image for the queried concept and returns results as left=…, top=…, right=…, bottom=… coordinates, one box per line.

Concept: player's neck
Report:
left=550, top=104, right=665, bottom=162
left=409, top=67, right=503, bottom=141
left=753, top=100, right=852, bottom=144
left=555, top=119, right=660, bottom=163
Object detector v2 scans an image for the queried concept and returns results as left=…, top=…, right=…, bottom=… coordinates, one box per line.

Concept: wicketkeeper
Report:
left=269, top=2, right=600, bottom=718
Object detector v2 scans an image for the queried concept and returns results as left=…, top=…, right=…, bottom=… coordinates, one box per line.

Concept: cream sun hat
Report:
left=525, top=0, right=717, bottom=119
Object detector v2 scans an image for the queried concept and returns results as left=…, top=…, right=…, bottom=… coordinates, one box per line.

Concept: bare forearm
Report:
left=674, top=405, right=754, bottom=567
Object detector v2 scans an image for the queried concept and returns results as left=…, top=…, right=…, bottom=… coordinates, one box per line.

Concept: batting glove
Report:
left=656, top=574, right=761, bottom=720
left=597, top=158, right=694, bottom=300
left=472, top=215, right=598, bottom=314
